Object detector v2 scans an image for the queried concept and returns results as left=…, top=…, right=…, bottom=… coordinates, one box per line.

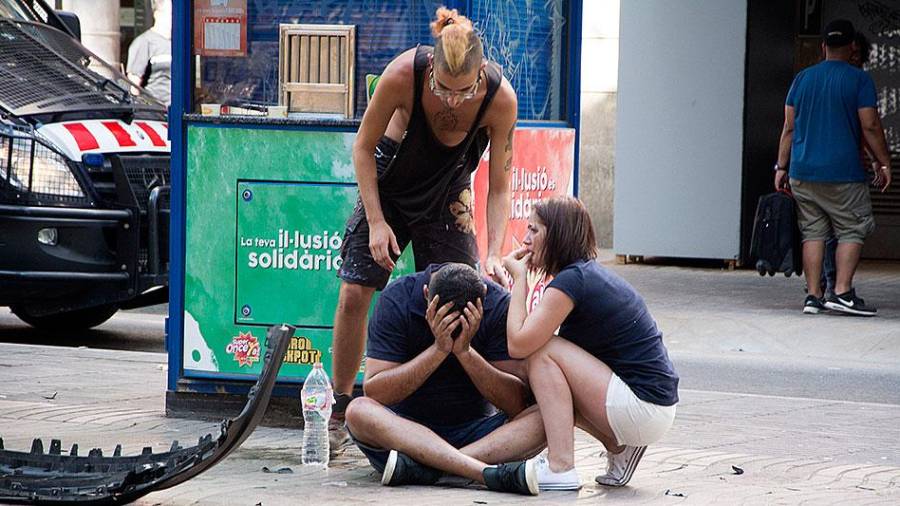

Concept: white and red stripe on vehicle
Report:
left=37, top=119, right=169, bottom=161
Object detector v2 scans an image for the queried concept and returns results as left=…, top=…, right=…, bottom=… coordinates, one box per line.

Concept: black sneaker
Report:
left=381, top=450, right=442, bottom=486
left=483, top=459, right=539, bottom=496
left=802, top=295, right=826, bottom=314
left=824, top=289, right=877, bottom=317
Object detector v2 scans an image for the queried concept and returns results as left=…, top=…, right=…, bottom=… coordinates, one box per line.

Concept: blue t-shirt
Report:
left=366, top=264, right=512, bottom=427
left=785, top=60, right=877, bottom=182
left=548, top=260, right=679, bottom=406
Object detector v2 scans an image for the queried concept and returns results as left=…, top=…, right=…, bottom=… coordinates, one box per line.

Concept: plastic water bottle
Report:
left=301, top=362, right=333, bottom=467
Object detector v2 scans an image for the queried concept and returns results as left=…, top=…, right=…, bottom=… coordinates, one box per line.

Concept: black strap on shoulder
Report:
left=453, top=60, right=503, bottom=158
left=471, top=61, right=503, bottom=130
left=413, top=44, right=430, bottom=114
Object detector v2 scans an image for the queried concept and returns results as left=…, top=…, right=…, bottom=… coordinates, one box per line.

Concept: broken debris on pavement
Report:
left=0, top=324, right=295, bottom=505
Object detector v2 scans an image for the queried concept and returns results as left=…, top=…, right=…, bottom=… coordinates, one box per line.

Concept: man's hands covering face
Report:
left=424, top=286, right=483, bottom=356
left=425, top=289, right=457, bottom=354
left=452, top=298, right=483, bottom=355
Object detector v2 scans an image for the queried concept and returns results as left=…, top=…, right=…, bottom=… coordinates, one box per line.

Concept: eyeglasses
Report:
left=429, top=66, right=482, bottom=100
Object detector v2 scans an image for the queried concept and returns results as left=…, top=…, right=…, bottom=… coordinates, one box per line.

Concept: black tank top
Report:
left=377, top=45, right=502, bottom=225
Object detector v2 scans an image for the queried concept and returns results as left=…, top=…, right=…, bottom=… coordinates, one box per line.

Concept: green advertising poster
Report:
left=235, top=181, right=353, bottom=328
left=183, top=126, right=412, bottom=381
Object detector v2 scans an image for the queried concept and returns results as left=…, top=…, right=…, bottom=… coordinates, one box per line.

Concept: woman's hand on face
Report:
left=502, top=247, right=532, bottom=282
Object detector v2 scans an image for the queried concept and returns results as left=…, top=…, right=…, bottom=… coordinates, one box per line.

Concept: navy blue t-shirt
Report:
left=366, top=264, right=512, bottom=427
left=785, top=60, right=877, bottom=182
left=548, top=260, right=679, bottom=406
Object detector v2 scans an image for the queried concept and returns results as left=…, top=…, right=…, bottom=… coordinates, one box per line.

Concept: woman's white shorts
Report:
left=605, top=373, right=676, bottom=447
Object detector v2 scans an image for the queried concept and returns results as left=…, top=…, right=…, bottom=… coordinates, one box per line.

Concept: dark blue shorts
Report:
left=348, top=411, right=508, bottom=473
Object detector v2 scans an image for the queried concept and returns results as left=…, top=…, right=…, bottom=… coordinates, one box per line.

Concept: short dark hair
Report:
left=428, top=263, right=485, bottom=314
left=533, top=197, right=598, bottom=275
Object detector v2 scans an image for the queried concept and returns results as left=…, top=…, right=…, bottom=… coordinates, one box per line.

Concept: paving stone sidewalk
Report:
left=1, top=344, right=898, bottom=505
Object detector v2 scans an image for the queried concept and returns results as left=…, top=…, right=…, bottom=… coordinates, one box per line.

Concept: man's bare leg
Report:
left=833, top=242, right=863, bottom=295
left=802, top=240, right=825, bottom=298
left=346, top=397, right=488, bottom=482
left=331, top=282, right=376, bottom=397
left=459, top=404, right=547, bottom=464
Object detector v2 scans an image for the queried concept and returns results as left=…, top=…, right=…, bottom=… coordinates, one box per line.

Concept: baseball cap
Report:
left=823, top=19, right=855, bottom=47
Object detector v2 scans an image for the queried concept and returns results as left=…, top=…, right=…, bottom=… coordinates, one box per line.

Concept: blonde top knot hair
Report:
left=430, top=7, right=483, bottom=77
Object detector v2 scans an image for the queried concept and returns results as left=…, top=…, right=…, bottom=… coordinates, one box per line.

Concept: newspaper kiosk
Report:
left=166, top=0, right=583, bottom=412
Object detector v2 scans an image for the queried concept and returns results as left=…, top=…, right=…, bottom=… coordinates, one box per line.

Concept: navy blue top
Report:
left=548, top=260, right=679, bottom=406
left=366, top=264, right=512, bottom=426
left=785, top=60, right=877, bottom=182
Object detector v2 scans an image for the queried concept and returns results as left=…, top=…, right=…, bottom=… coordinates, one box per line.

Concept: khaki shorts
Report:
left=790, top=179, right=875, bottom=244
left=605, top=373, right=676, bottom=447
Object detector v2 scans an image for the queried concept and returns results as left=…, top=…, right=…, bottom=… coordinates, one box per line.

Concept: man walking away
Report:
left=775, top=19, right=891, bottom=317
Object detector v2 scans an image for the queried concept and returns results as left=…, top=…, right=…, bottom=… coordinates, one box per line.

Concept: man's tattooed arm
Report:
left=503, top=122, right=515, bottom=171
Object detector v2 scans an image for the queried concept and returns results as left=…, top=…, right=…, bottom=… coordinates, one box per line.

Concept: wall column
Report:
left=579, top=0, right=619, bottom=248
left=61, top=0, right=121, bottom=66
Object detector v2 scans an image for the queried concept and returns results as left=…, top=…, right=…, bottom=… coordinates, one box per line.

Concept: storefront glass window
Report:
left=191, top=0, right=568, bottom=122
left=472, top=0, right=568, bottom=121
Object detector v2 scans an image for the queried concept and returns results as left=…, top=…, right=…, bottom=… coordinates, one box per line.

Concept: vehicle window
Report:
left=0, top=19, right=164, bottom=118
left=0, top=0, right=36, bottom=22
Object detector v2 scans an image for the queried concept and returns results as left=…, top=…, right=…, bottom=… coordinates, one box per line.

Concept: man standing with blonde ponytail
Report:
left=329, top=7, right=519, bottom=452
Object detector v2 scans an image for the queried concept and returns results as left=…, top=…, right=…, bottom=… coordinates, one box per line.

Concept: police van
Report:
left=0, top=0, right=170, bottom=329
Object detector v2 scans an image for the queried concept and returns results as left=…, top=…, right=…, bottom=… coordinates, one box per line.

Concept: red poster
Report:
left=472, top=128, right=576, bottom=306
left=193, top=0, right=248, bottom=57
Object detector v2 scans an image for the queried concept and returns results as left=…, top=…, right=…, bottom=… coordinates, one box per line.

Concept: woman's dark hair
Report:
left=533, top=196, right=597, bottom=275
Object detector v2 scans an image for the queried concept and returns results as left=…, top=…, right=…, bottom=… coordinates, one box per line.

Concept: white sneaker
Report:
left=531, top=454, right=581, bottom=491
left=594, top=445, right=647, bottom=487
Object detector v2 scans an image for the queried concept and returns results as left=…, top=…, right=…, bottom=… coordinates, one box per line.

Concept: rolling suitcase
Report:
left=750, top=190, right=803, bottom=277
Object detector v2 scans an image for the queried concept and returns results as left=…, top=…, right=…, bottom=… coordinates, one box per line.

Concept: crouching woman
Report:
left=502, top=196, right=679, bottom=491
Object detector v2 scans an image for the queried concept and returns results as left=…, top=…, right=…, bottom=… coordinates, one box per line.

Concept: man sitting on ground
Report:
left=344, top=263, right=545, bottom=495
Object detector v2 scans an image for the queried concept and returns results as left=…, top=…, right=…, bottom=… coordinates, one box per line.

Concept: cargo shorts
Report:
left=790, top=178, right=875, bottom=244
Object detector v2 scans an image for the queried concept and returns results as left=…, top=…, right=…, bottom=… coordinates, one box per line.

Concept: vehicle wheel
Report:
left=10, top=304, right=119, bottom=331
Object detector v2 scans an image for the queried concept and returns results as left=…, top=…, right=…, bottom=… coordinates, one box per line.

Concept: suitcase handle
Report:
left=777, top=187, right=793, bottom=198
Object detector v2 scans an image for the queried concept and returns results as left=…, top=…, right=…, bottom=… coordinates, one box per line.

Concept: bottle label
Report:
left=302, top=390, right=333, bottom=413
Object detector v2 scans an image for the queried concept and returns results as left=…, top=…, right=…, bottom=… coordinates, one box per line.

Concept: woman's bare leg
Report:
left=526, top=337, right=618, bottom=472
